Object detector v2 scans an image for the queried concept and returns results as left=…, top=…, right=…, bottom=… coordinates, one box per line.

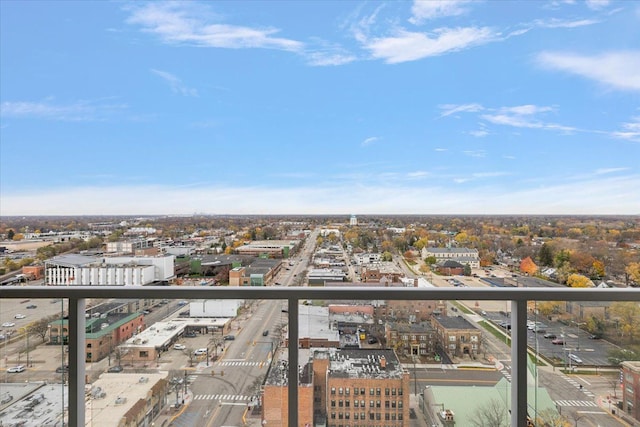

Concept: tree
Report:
left=609, top=301, right=640, bottom=341
left=585, top=315, right=605, bottom=337
left=519, top=256, right=538, bottom=275
left=7, top=229, right=15, bottom=240
left=381, top=251, right=393, bottom=262
left=424, top=256, right=437, bottom=265
left=538, top=243, right=554, bottom=266
left=403, top=250, right=414, bottom=261
left=626, top=262, right=640, bottom=285
left=566, top=273, right=592, bottom=288
left=537, top=301, right=563, bottom=317
left=463, top=264, right=472, bottom=276
left=469, top=398, right=509, bottom=427
left=12, top=233, right=24, bottom=241
left=536, top=408, right=570, bottom=427
left=30, top=316, right=58, bottom=343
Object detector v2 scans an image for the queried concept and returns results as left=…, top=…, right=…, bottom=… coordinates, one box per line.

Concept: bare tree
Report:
left=536, top=408, right=569, bottom=427
left=469, top=399, right=509, bottom=427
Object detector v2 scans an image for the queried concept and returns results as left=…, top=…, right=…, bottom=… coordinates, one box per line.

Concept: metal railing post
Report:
left=69, top=298, right=86, bottom=427
left=511, top=299, right=528, bottom=427
left=288, top=297, right=299, bottom=427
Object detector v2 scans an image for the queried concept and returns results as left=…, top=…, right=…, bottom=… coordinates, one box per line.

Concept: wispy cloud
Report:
left=0, top=99, right=126, bottom=121
left=595, top=167, right=630, bottom=175
left=533, top=17, right=600, bottom=28
left=536, top=50, right=640, bottom=91
left=151, top=69, right=198, bottom=96
left=468, top=129, right=489, bottom=137
left=611, top=116, right=640, bottom=141
left=480, top=104, right=577, bottom=132
left=463, top=150, right=486, bottom=158
left=586, top=0, right=611, bottom=10
left=362, top=26, right=497, bottom=64
left=126, top=3, right=303, bottom=52
left=407, top=171, right=429, bottom=179
left=438, top=103, right=484, bottom=118
left=362, top=136, right=380, bottom=146
left=434, top=148, right=448, bottom=152
left=409, top=0, right=473, bottom=24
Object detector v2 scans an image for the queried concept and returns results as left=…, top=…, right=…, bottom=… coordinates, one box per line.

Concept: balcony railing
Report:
left=2, top=285, right=638, bottom=427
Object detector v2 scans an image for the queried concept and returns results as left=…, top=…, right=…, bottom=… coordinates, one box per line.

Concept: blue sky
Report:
left=1, top=0, right=639, bottom=216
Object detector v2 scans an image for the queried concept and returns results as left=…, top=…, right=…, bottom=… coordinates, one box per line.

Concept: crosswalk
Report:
left=218, top=361, right=262, bottom=367
left=194, top=394, right=252, bottom=401
left=555, top=400, right=598, bottom=407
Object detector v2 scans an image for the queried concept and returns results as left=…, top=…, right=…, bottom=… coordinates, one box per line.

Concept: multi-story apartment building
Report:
left=376, top=299, right=446, bottom=323
left=263, top=349, right=409, bottom=427
left=431, top=316, right=482, bottom=359
left=622, top=361, right=640, bottom=422
left=385, top=321, right=437, bottom=357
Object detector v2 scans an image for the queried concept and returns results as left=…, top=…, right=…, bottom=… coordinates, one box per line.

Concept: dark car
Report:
left=56, top=365, right=69, bottom=373
left=588, top=334, right=602, bottom=339
left=184, top=331, right=197, bottom=338
left=224, top=335, right=235, bottom=341
left=107, top=365, right=123, bottom=373
left=367, top=337, right=378, bottom=344
left=543, top=333, right=557, bottom=339
left=262, top=330, right=269, bottom=336
left=26, top=304, right=37, bottom=309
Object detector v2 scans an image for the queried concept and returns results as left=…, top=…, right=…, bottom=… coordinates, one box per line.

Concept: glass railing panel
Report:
left=0, top=297, right=67, bottom=426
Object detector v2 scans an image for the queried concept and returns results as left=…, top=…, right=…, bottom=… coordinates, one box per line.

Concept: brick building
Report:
left=384, top=321, right=437, bottom=357
left=262, top=349, right=410, bottom=427
left=431, top=316, right=482, bottom=359
left=621, top=361, right=640, bottom=422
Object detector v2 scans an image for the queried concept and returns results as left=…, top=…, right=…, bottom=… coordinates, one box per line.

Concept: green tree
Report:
left=538, top=243, right=554, bottom=266
left=424, top=256, right=437, bottom=265
left=381, top=251, right=393, bottom=262
left=7, top=229, right=15, bottom=240
left=610, top=301, right=640, bottom=341
left=463, top=264, right=472, bottom=276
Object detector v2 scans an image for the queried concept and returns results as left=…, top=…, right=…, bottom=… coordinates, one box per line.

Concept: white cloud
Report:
left=151, top=69, right=198, bottom=96
left=586, top=0, right=611, bottom=10
left=469, top=129, right=489, bottom=137
left=362, top=136, right=380, bottom=146
left=305, top=50, right=357, bottom=66
left=434, top=148, right=448, bottom=152
left=533, top=18, right=600, bottom=28
left=407, top=171, right=429, bottom=178
left=409, top=0, right=473, bottom=24
left=463, top=150, right=486, bottom=158
left=2, top=173, right=638, bottom=216
left=595, top=167, right=630, bottom=174
left=536, top=51, right=640, bottom=91
left=0, top=99, right=126, bottom=121
left=127, top=3, right=303, bottom=52
left=438, top=103, right=484, bottom=117
left=481, top=104, right=577, bottom=133
left=500, top=105, right=554, bottom=115
left=364, top=26, right=497, bottom=64
left=611, top=116, right=640, bottom=141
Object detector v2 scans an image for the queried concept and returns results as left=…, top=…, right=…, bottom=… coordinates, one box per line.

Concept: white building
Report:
left=354, top=253, right=382, bottom=265
left=421, top=247, right=480, bottom=268
left=45, top=254, right=175, bottom=286
left=349, top=215, right=358, bottom=226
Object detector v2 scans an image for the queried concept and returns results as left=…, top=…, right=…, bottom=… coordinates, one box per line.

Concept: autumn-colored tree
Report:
left=591, top=259, right=606, bottom=278
left=403, top=250, right=414, bottom=261
left=585, top=315, right=605, bottom=337
left=419, top=263, right=430, bottom=274
left=380, top=241, right=394, bottom=253
left=567, top=273, right=593, bottom=288
left=610, top=301, right=640, bottom=341
left=519, top=257, right=538, bottom=275
left=569, top=250, right=596, bottom=275
left=626, top=262, right=640, bottom=285
left=537, top=301, right=563, bottom=317
left=12, top=233, right=24, bottom=241
left=381, top=251, right=393, bottom=262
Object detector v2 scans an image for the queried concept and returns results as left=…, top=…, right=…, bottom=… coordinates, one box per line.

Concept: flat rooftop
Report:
left=0, top=383, right=68, bottom=427
left=86, top=373, right=167, bottom=426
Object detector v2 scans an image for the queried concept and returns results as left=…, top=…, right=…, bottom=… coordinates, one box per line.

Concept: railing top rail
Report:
left=1, top=285, right=638, bottom=302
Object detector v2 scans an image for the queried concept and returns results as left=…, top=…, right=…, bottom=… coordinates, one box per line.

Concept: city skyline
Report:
left=1, top=0, right=639, bottom=216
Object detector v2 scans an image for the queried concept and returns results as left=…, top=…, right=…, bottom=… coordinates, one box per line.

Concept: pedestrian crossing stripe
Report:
left=555, top=400, right=597, bottom=407
left=194, top=394, right=252, bottom=401
left=219, top=361, right=261, bottom=367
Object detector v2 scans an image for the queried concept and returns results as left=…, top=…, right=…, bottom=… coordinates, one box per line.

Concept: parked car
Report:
left=551, top=338, right=566, bottom=345
left=588, top=334, right=602, bottom=339
left=14, top=314, right=26, bottom=319
left=368, top=337, right=378, bottom=344
left=568, top=353, right=583, bottom=364
left=262, top=330, right=269, bottom=336
left=224, top=335, right=235, bottom=341
left=107, top=365, right=123, bottom=373
left=173, top=343, right=186, bottom=350
left=184, top=331, right=197, bottom=338
left=7, top=365, right=25, bottom=373
left=543, top=333, right=557, bottom=339
left=56, top=365, right=69, bottom=373
left=2, top=322, right=15, bottom=327
left=26, top=304, right=37, bottom=309
left=194, top=348, right=207, bottom=355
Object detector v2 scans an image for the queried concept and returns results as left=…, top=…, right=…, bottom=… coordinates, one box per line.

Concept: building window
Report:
left=392, top=388, right=396, bottom=396
left=345, top=387, right=350, bottom=395
left=385, top=413, right=390, bottom=420
left=338, top=413, right=343, bottom=419
left=370, top=388, right=374, bottom=396
left=449, top=336, right=456, bottom=342
left=392, top=401, right=396, bottom=408
left=398, top=413, right=404, bottom=420
left=398, top=401, right=403, bottom=408
left=360, top=388, right=365, bottom=395
left=398, top=389, right=403, bottom=396
left=369, top=400, right=374, bottom=408
left=331, top=413, right=336, bottom=419
left=339, top=400, right=343, bottom=407
left=331, top=387, right=336, bottom=395
left=354, top=400, right=359, bottom=408
left=376, top=400, right=381, bottom=408
left=375, top=413, right=381, bottom=420
left=331, top=400, right=336, bottom=407
left=339, top=387, right=343, bottom=395
left=385, top=401, right=390, bottom=408
left=369, top=413, right=374, bottom=420
left=385, top=388, right=390, bottom=396
left=376, top=388, right=381, bottom=396
left=139, top=351, right=148, bottom=357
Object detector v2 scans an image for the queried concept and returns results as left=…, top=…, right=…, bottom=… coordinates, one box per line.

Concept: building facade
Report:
left=622, top=361, right=640, bottom=422
left=431, top=316, right=482, bottom=359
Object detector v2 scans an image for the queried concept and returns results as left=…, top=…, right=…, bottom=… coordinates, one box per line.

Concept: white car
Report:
left=1, top=322, right=16, bottom=328
left=194, top=348, right=207, bottom=356
left=7, top=365, right=25, bottom=373
left=173, top=343, right=186, bottom=350
left=568, top=353, right=583, bottom=364
left=14, top=314, right=26, bottom=319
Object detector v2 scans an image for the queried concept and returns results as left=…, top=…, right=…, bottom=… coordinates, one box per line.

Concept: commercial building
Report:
left=621, top=361, right=640, bottom=422
left=421, top=247, right=480, bottom=269
left=385, top=321, right=437, bottom=357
